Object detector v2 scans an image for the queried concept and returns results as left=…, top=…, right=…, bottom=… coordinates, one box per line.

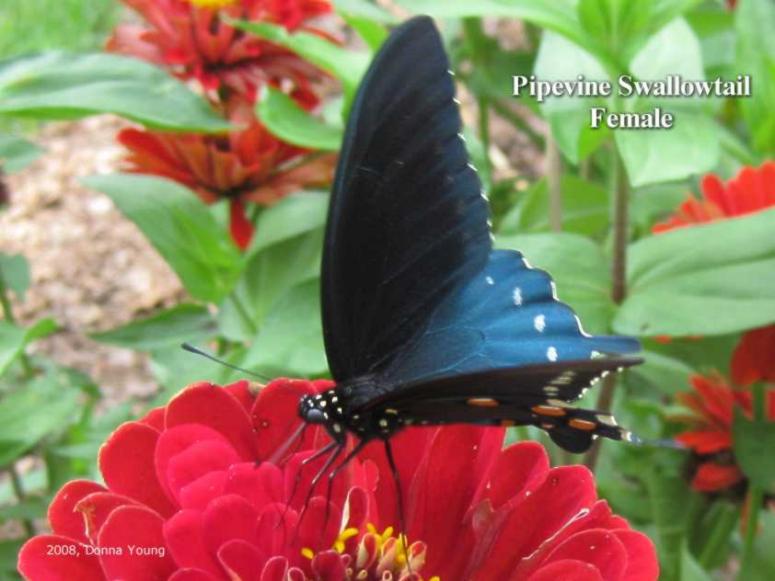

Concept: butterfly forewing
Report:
left=322, top=16, right=490, bottom=381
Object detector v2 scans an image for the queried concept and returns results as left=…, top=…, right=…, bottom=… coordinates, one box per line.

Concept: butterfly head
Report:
left=299, top=391, right=348, bottom=442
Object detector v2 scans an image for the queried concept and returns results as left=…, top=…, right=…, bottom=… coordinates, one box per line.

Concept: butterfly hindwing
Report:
left=347, top=359, right=637, bottom=453
left=378, top=250, right=640, bottom=386
left=322, top=16, right=491, bottom=381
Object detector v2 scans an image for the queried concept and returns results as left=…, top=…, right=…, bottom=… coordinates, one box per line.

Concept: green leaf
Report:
left=91, top=304, right=216, bottom=351
left=0, top=496, right=48, bottom=521
left=615, top=209, right=775, bottom=336
left=0, top=318, right=57, bottom=376
left=84, top=174, right=242, bottom=303
left=0, top=52, right=230, bottom=132
left=615, top=19, right=718, bottom=186
left=496, top=232, right=614, bottom=334
left=219, top=224, right=323, bottom=341
left=733, top=404, right=775, bottom=491
left=629, top=18, right=704, bottom=87
left=680, top=543, right=713, bottom=581
left=0, top=366, right=81, bottom=465
left=577, top=0, right=653, bottom=64
left=615, top=113, right=719, bottom=187
left=340, top=13, right=389, bottom=52
left=533, top=31, right=610, bottom=163
left=240, top=280, right=328, bottom=377
left=736, top=0, right=775, bottom=155
left=630, top=183, right=687, bottom=235
left=394, top=1, right=591, bottom=57
left=231, top=20, right=369, bottom=104
left=457, top=19, right=534, bottom=104
left=628, top=350, right=695, bottom=396
left=749, top=512, right=775, bottom=580
left=0, top=253, right=30, bottom=300
left=248, top=191, right=328, bottom=254
left=0, top=540, right=24, bottom=577
left=257, top=88, right=342, bottom=151
left=0, top=133, right=41, bottom=172
left=149, top=345, right=233, bottom=404
left=686, top=8, right=736, bottom=78
left=498, top=174, right=608, bottom=237
left=333, top=0, right=397, bottom=23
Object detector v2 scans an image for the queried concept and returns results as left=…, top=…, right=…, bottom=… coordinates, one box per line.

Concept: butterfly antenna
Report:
left=383, top=440, right=412, bottom=575
left=629, top=432, right=687, bottom=451
left=181, top=342, right=271, bottom=381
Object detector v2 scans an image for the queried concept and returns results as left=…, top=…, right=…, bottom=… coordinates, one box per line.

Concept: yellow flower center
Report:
left=186, top=0, right=238, bottom=9
left=302, top=523, right=440, bottom=581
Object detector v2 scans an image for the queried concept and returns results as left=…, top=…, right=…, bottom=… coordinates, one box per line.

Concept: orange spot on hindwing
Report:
left=568, top=418, right=598, bottom=431
left=531, top=405, right=566, bottom=417
left=466, top=398, right=499, bottom=408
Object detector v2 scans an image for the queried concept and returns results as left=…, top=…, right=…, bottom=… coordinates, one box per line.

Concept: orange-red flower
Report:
left=108, top=0, right=333, bottom=106
left=118, top=120, right=335, bottom=248
left=674, top=373, right=775, bottom=492
left=18, top=379, right=658, bottom=580
left=652, top=161, right=775, bottom=233
left=731, top=325, right=775, bottom=387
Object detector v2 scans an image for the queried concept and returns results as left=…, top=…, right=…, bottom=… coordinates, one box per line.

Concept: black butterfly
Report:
left=294, top=16, right=641, bottom=485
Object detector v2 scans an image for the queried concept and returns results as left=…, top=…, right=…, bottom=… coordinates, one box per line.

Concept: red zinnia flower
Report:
left=108, top=0, right=333, bottom=106
left=674, top=373, right=775, bottom=492
left=118, top=119, right=335, bottom=249
left=652, top=161, right=775, bottom=234
left=19, top=379, right=658, bottom=580
left=731, top=325, right=775, bottom=387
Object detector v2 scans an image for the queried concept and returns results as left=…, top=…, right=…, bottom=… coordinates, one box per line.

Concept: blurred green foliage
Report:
left=0, top=0, right=118, bottom=59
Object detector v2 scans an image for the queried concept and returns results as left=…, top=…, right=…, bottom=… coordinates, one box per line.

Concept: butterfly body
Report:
left=298, top=16, right=642, bottom=457
left=300, top=379, right=407, bottom=443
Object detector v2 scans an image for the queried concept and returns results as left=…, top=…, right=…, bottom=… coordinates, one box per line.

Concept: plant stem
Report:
left=741, top=383, right=767, bottom=577
left=491, top=99, right=546, bottom=148
left=609, top=148, right=629, bottom=304
left=0, top=269, right=34, bottom=376
left=477, top=95, right=492, bottom=185
left=546, top=136, right=562, bottom=232
left=8, top=464, right=35, bottom=537
left=0, top=271, right=16, bottom=324
left=229, top=293, right=258, bottom=336
left=741, top=486, right=764, bottom=576
left=584, top=145, right=629, bottom=471
left=697, top=503, right=739, bottom=570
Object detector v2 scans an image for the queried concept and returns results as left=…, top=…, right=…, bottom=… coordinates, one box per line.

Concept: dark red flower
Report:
left=652, top=161, right=775, bottom=233
left=674, top=373, right=775, bottom=492
left=118, top=119, right=335, bottom=249
left=731, top=325, right=775, bottom=387
left=19, top=379, right=658, bottom=580
left=108, top=0, right=333, bottom=106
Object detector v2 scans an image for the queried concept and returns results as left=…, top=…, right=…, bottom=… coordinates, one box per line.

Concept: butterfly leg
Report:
left=287, top=440, right=338, bottom=506
left=297, top=443, right=345, bottom=529
left=267, top=422, right=308, bottom=465
left=321, top=439, right=369, bottom=532
left=277, top=439, right=339, bottom=531
left=384, top=439, right=412, bottom=573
